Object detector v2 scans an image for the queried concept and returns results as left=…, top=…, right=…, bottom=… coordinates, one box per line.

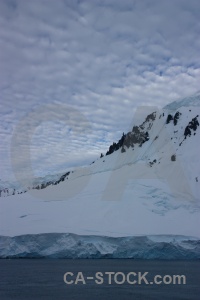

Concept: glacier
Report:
left=164, top=90, right=200, bottom=110
left=0, top=233, right=199, bottom=259
left=0, top=93, right=200, bottom=259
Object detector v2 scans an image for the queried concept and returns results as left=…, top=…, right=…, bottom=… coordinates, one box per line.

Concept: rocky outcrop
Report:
left=174, top=111, right=181, bottom=126
left=184, top=116, right=199, bottom=138
left=166, top=114, right=174, bottom=124
left=106, top=113, right=154, bottom=156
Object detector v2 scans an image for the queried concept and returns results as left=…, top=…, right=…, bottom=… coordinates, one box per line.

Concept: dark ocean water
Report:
left=0, top=259, right=199, bottom=300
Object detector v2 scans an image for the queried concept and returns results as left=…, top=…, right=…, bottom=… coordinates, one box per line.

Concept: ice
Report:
left=0, top=233, right=199, bottom=259
left=0, top=93, right=200, bottom=258
left=164, top=91, right=200, bottom=110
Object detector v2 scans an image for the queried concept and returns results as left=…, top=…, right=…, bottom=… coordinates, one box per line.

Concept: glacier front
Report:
left=0, top=233, right=199, bottom=259
left=1, top=94, right=200, bottom=259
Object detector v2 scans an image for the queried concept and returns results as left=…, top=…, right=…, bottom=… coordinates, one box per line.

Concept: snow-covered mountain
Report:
left=0, top=92, right=200, bottom=258
left=0, top=172, right=71, bottom=197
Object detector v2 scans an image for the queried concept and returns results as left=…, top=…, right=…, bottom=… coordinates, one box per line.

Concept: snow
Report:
left=0, top=93, right=200, bottom=258
left=164, top=90, right=200, bottom=110
left=0, top=164, right=199, bottom=240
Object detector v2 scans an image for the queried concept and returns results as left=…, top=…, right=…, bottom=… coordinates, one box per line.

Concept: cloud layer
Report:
left=0, top=0, right=200, bottom=180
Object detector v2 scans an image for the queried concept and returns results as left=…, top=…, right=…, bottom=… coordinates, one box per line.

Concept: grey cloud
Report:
left=0, top=0, right=200, bottom=180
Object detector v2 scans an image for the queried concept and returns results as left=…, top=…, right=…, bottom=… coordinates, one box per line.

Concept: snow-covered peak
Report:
left=1, top=91, right=200, bottom=201
left=164, top=91, right=200, bottom=111
left=0, top=92, right=200, bottom=258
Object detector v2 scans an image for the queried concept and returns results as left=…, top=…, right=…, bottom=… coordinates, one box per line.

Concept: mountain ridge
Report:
left=1, top=92, right=200, bottom=258
left=1, top=92, right=200, bottom=197
left=164, top=91, right=200, bottom=110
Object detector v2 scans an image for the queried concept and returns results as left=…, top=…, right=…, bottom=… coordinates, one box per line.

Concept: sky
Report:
left=0, top=0, right=200, bottom=181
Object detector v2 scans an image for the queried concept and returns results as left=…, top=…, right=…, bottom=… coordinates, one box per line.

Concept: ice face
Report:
left=0, top=233, right=199, bottom=259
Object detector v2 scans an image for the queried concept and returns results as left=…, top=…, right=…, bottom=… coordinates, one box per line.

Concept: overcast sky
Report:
left=0, top=0, right=200, bottom=181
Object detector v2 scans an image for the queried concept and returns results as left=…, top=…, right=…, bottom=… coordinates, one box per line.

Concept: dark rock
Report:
left=105, top=113, right=154, bottom=156
left=184, top=116, right=199, bottom=138
left=149, top=159, right=157, bottom=167
left=121, top=147, right=126, bottom=153
left=166, top=114, right=173, bottom=124
left=174, top=111, right=181, bottom=126
left=171, top=154, right=176, bottom=161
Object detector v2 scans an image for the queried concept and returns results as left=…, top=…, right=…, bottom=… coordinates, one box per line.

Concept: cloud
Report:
left=0, top=0, right=200, bottom=180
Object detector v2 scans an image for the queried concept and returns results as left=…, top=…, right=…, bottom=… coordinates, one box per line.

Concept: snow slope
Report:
left=0, top=92, right=200, bottom=258
left=164, top=90, right=200, bottom=110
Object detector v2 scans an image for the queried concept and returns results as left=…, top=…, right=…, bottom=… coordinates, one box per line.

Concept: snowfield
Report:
left=0, top=92, right=200, bottom=258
